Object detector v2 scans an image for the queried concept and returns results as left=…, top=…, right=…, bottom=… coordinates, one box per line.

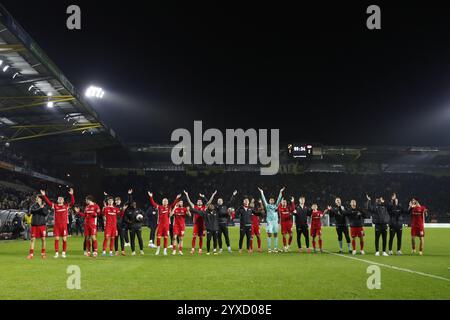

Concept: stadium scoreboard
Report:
left=288, top=144, right=314, bottom=158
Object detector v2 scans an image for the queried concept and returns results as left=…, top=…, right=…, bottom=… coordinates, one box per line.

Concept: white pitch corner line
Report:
left=324, top=250, right=450, bottom=283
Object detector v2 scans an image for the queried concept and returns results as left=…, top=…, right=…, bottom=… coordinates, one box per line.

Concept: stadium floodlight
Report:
left=47, top=92, right=53, bottom=97
left=12, top=72, right=19, bottom=79
left=85, top=86, right=105, bottom=99
left=28, top=85, right=34, bottom=91
left=2, top=65, right=9, bottom=72
left=47, top=101, right=54, bottom=108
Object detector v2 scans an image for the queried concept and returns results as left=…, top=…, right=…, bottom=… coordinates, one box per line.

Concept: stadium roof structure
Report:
left=0, top=5, right=122, bottom=154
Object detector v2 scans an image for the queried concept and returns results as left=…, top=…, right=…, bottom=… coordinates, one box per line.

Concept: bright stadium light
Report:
left=2, top=65, right=10, bottom=72
left=47, top=101, right=54, bottom=108
left=12, top=72, right=19, bottom=79
left=85, top=86, right=105, bottom=99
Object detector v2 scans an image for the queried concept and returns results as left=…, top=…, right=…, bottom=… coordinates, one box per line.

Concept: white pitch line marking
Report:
left=324, top=250, right=450, bottom=283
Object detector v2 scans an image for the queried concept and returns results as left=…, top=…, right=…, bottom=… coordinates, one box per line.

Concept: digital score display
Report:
left=288, top=144, right=313, bottom=158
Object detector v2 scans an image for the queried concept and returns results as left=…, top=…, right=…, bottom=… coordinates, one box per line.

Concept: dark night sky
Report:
left=3, top=0, right=450, bottom=145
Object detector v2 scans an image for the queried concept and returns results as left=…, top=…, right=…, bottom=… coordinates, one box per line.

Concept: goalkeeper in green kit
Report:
left=258, top=187, right=285, bottom=253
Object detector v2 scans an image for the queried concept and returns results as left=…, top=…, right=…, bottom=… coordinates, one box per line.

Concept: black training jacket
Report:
left=328, top=205, right=348, bottom=227
left=293, top=204, right=311, bottom=226
left=387, top=202, right=405, bottom=229
left=124, top=208, right=144, bottom=230
left=191, top=208, right=219, bottom=231
left=146, top=206, right=158, bottom=227
left=30, top=203, right=48, bottom=226
left=235, top=206, right=254, bottom=227
left=366, top=200, right=390, bottom=225
left=216, top=194, right=236, bottom=225
left=346, top=207, right=366, bottom=227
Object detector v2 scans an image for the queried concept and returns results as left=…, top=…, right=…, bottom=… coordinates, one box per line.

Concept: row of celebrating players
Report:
left=26, top=187, right=427, bottom=259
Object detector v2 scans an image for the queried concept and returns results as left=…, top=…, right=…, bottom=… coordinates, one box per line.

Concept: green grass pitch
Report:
left=1, top=226, right=449, bottom=300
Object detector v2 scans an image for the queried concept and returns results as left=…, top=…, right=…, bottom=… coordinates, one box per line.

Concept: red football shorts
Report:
left=53, top=224, right=68, bottom=237
left=251, top=223, right=260, bottom=236
left=173, top=223, right=185, bottom=236
left=193, top=223, right=205, bottom=237
left=351, top=227, right=365, bottom=238
left=411, top=225, right=425, bottom=237
left=310, top=227, right=322, bottom=237
left=281, top=222, right=293, bottom=235
left=104, top=225, right=117, bottom=238
left=157, top=223, right=170, bottom=237
left=84, top=224, right=97, bottom=237
left=31, top=225, right=46, bottom=239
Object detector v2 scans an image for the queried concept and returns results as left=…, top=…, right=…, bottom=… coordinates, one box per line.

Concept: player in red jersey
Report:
left=76, top=195, right=101, bottom=257
left=279, top=197, right=294, bottom=252
left=148, top=191, right=181, bottom=256
left=170, top=200, right=191, bottom=255
left=409, top=198, right=428, bottom=255
left=184, top=190, right=216, bottom=255
left=311, top=204, right=324, bottom=253
left=250, top=199, right=264, bottom=253
left=101, top=196, right=125, bottom=256
left=40, top=188, right=74, bottom=258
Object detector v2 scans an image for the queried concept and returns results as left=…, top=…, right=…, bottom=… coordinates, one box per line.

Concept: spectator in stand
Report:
left=23, top=211, right=32, bottom=240
left=11, top=213, right=23, bottom=239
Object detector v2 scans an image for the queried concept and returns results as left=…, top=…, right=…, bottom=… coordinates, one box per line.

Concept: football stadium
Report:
left=0, top=1, right=449, bottom=305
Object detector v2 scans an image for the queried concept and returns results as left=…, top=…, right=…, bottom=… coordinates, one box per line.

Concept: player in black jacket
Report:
left=327, top=197, right=352, bottom=254
left=346, top=200, right=366, bottom=255
left=292, top=196, right=311, bottom=252
left=387, top=193, right=405, bottom=255
left=124, top=191, right=145, bottom=255
left=214, top=190, right=237, bottom=253
left=235, top=198, right=254, bottom=253
left=146, top=204, right=158, bottom=248
left=27, top=195, right=49, bottom=259
left=366, top=194, right=390, bottom=256
left=190, top=204, right=220, bottom=255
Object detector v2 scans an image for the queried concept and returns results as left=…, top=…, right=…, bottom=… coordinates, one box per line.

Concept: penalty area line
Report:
left=324, top=250, right=450, bottom=283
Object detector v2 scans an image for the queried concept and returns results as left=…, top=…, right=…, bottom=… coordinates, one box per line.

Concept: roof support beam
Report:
left=0, top=96, right=75, bottom=111
left=3, top=123, right=102, bottom=142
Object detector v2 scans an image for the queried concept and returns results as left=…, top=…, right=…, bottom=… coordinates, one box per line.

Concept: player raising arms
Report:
left=292, top=196, right=312, bottom=253
left=40, top=188, right=74, bottom=258
left=279, top=197, right=294, bottom=252
left=189, top=203, right=220, bottom=255
left=27, top=195, right=49, bottom=259
left=215, top=190, right=237, bottom=253
left=184, top=190, right=216, bottom=255
left=310, top=204, right=324, bottom=253
left=235, top=197, right=255, bottom=254
left=366, top=194, right=390, bottom=257
left=409, top=197, right=428, bottom=256
left=258, top=187, right=284, bottom=253
left=170, top=199, right=191, bottom=255
left=76, top=195, right=101, bottom=257
left=101, top=196, right=126, bottom=256
left=148, top=191, right=181, bottom=256
left=387, top=193, right=406, bottom=255
left=346, top=200, right=365, bottom=255
left=327, top=197, right=352, bottom=254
